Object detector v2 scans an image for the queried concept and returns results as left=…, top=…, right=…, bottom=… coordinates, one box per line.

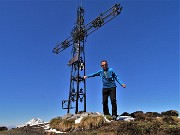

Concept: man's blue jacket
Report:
left=87, top=68, right=123, bottom=88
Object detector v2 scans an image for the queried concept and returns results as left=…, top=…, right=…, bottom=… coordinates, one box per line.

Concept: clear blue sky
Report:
left=0, top=0, right=179, bottom=126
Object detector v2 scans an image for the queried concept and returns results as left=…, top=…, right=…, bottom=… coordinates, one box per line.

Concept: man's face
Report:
left=101, top=61, right=108, bottom=70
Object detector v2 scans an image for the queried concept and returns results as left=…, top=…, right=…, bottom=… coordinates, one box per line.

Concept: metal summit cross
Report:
left=52, top=3, right=123, bottom=114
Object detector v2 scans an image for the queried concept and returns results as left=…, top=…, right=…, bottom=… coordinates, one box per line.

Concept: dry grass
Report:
left=49, top=117, right=62, bottom=130
left=79, top=115, right=105, bottom=130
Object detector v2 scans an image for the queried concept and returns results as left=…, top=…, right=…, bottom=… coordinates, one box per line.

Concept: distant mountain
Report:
left=15, top=118, right=62, bottom=134
left=17, top=118, right=47, bottom=128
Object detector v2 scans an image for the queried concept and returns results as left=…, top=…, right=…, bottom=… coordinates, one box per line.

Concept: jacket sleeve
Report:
left=87, top=70, right=101, bottom=78
left=112, top=69, right=123, bottom=86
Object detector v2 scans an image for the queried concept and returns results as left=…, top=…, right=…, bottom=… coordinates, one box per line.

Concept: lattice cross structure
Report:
left=52, top=3, right=123, bottom=114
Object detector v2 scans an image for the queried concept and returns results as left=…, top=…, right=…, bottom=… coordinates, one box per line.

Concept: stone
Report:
left=61, top=113, right=73, bottom=120
left=120, top=112, right=131, bottom=116
left=161, top=110, right=179, bottom=117
left=79, top=115, right=105, bottom=130
left=0, top=126, right=8, bottom=131
left=146, top=112, right=161, bottom=117
left=130, top=111, right=146, bottom=121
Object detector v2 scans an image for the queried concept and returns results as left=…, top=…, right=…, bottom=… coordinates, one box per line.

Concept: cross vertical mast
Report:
left=66, top=5, right=86, bottom=113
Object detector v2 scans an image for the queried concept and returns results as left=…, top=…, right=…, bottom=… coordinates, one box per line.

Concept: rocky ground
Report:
left=0, top=110, right=180, bottom=135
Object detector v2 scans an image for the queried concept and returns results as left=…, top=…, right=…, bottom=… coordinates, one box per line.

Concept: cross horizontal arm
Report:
left=52, top=35, right=74, bottom=54
left=85, top=3, right=123, bottom=36
left=52, top=3, right=122, bottom=54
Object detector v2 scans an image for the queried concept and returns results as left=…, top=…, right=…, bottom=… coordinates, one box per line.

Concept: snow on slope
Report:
left=17, top=118, right=46, bottom=127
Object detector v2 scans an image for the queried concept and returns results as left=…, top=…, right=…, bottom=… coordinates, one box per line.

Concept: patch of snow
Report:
left=96, top=112, right=103, bottom=115
left=45, top=128, right=65, bottom=134
left=116, top=116, right=135, bottom=122
left=75, top=117, right=84, bottom=124
left=124, top=117, right=135, bottom=122
left=44, top=124, right=50, bottom=130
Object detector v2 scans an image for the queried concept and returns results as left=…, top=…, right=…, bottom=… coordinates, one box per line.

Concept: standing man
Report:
left=84, top=60, right=126, bottom=119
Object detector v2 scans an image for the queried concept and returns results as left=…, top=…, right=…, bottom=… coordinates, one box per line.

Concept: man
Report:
left=84, top=60, right=126, bottom=119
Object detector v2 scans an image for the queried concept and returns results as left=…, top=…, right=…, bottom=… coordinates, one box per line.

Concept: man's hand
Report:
left=83, top=76, right=88, bottom=79
left=121, top=84, right=126, bottom=88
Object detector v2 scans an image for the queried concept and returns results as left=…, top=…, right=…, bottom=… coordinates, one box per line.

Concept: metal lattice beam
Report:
left=53, top=3, right=123, bottom=114
left=52, top=4, right=122, bottom=54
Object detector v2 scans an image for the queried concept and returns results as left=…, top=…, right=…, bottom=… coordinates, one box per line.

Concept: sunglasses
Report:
left=101, top=64, right=107, bottom=67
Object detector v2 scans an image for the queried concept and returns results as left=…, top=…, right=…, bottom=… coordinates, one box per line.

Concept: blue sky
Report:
left=0, top=0, right=179, bottom=126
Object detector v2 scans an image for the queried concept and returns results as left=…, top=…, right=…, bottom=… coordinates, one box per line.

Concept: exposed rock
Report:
left=0, top=126, right=8, bottom=131
left=61, top=113, right=73, bottom=120
left=130, top=111, right=146, bottom=121
left=161, top=110, right=179, bottom=117
left=146, top=112, right=161, bottom=117
left=120, top=112, right=131, bottom=116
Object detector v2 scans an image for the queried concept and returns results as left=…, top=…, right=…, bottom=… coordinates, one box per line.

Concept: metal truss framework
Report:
left=53, top=3, right=123, bottom=114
